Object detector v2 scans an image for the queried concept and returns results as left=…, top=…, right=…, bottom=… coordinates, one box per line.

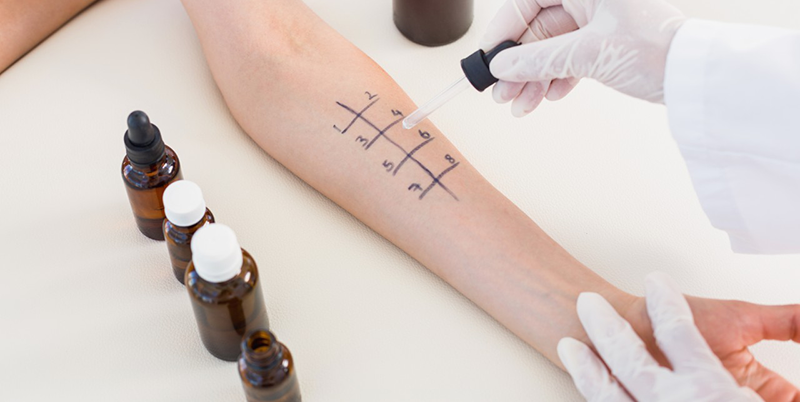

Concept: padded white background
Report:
left=1, top=0, right=798, bottom=401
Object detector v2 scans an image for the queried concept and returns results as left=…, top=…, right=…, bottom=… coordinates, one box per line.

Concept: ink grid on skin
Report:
left=333, top=91, right=460, bottom=201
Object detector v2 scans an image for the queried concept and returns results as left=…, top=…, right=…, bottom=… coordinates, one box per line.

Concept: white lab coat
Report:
left=663, top=19, right=800, bottom=254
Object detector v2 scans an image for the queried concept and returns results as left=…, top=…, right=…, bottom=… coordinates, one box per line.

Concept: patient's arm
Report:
left=179, top=0, right=633, bottom=364
left=180, top=2, right=800, bottom=398
left=0, top=0, right=97, bottom=73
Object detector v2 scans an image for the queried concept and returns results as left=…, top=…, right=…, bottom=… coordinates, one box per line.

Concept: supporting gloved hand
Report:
left=557, top=272, right=764, bottom=402
left=481, top=0, right=686, bottom=116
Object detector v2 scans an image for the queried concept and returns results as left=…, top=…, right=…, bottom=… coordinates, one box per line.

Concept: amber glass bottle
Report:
left=162, top=180, right=215, bottom=284
left=186, top=224, right=270, bottom=361
left=393, top=0, right=474, bottom=46
left=239, top=329, right=301, bottom=402
left=121, top=110, right=182, bottom=240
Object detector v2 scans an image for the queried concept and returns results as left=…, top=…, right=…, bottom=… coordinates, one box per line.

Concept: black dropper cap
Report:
left=124, top=110, right=166, bottom=166
left=460, top=40, right=520, bottom=92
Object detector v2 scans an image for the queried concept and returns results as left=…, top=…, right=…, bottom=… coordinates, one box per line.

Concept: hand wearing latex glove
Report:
left=558, top=272, right=764, bottom=402
left=481, top=0, right=686, bottom=116
left=479, top=2, right=580, bottom=117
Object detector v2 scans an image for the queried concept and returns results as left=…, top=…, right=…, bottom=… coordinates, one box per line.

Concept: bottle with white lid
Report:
left=186, top=224, right=270, bottom=361
left=162, top=180, right=215, bottom=284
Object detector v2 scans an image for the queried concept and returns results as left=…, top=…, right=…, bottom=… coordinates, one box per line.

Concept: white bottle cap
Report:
left=190, top=224, right=243, bottom=283
left=163, top=180, right=207, bottom=227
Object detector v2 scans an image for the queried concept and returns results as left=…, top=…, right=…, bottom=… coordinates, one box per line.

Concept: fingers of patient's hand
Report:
left=511, top=81, right=548, bottom=117
left=558, top=337, right=634, bottom=402
left=577, top=292, right=667, bottom=401
left=744, top=302, right=800, bottom=345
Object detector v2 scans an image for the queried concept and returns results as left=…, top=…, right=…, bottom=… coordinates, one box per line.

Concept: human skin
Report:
left=0, top=0, right=97, bottom=73
left=177, top=1, right=799, bottom=400
left=0, top=0, right=793, bottom=399
left=3, top=0, right=796, bottom=399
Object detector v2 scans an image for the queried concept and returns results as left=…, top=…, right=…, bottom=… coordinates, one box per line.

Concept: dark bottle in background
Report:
left=186, top=224, right=270, bottom=361
left=162, top=180, right=215, bottom=284
left=393, top=0, right=474, bottom=46
left=121, top=110, right=183, bottom=240
left=238, top=329, right=302, bottom=402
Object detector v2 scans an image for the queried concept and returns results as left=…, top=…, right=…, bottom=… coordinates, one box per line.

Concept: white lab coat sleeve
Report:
left=663, top=19, right=800, bottom=254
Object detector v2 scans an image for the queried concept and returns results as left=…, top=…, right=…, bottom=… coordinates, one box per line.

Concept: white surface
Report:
left=664, top=19, right=800, bottom=254
left=164, top=180, right=207, bottom=227
left=0, top=0, right=798, bottom=401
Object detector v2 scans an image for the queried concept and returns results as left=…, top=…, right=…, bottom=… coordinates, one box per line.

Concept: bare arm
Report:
left=179, top=5, right=800, bottom=399
left=178, top=0, right=637, bottom=365
left=0, top=0, right=96, bottom=73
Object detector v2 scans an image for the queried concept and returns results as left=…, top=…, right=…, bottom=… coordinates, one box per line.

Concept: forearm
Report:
left=180, top=0, right=636, bottom=364
left=0, top=0, right=96, bottom=73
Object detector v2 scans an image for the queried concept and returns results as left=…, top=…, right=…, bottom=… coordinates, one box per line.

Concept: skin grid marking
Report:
left=334, top=92, right=460, bottom=201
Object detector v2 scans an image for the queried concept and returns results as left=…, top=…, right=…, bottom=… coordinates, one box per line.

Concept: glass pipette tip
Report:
left=402, top=76, right=472, bottom=130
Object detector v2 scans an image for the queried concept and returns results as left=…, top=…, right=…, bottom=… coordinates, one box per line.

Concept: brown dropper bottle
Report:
left=238, top=329, right=302, bottom=402
left=121, top=111, right=183, bottom=240
left=162, top=180, right=215, bottom=284
left=186, top=224, right=270, bottom=361
left=393, top=0, right=474, bottom=46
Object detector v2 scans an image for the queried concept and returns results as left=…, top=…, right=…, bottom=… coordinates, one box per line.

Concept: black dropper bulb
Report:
left=127, top=111, right=156, bottom=145
left=124, top=110, right=166, bottom=166
left=460, top=40, right=521, bottom=92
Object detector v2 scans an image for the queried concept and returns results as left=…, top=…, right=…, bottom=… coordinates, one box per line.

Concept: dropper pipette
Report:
left=403, top=77, right=471, bottom=129
left=402, top=40, right=520, bottom=130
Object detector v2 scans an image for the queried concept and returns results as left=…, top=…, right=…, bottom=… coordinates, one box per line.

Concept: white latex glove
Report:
left=557, top=272, right=764, bottom=402
left=481, top=0, right=686, bottom=116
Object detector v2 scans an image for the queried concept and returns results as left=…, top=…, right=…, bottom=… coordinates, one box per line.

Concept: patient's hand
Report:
left=625, top=295, right=800, bottom=401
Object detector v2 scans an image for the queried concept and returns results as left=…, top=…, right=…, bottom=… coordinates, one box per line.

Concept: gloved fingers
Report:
left=492, top=80, right=525, bottom=104
left=557, top=337, right=635, bottom=402
left=545, top=77, right=579, bottom=100
left=561, top=0, right=599, bottom=28
left=490, top=29, right=594, bottom=83
left=480, top=0, right=565, bottom=51
left=517, top=6, right=579, bottom=43
left=510, top=80, right=548, bottom=117
left=645, top=272, right=729, bottom=372
left=496, top=6, right=578, bottom=105
left=577, top=292, right=667, bottom=401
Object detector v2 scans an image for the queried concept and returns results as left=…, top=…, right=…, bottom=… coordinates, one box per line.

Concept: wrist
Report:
left=620, top=295, right=667, bottom=364
left=564, top=281, right=640, bottom=345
